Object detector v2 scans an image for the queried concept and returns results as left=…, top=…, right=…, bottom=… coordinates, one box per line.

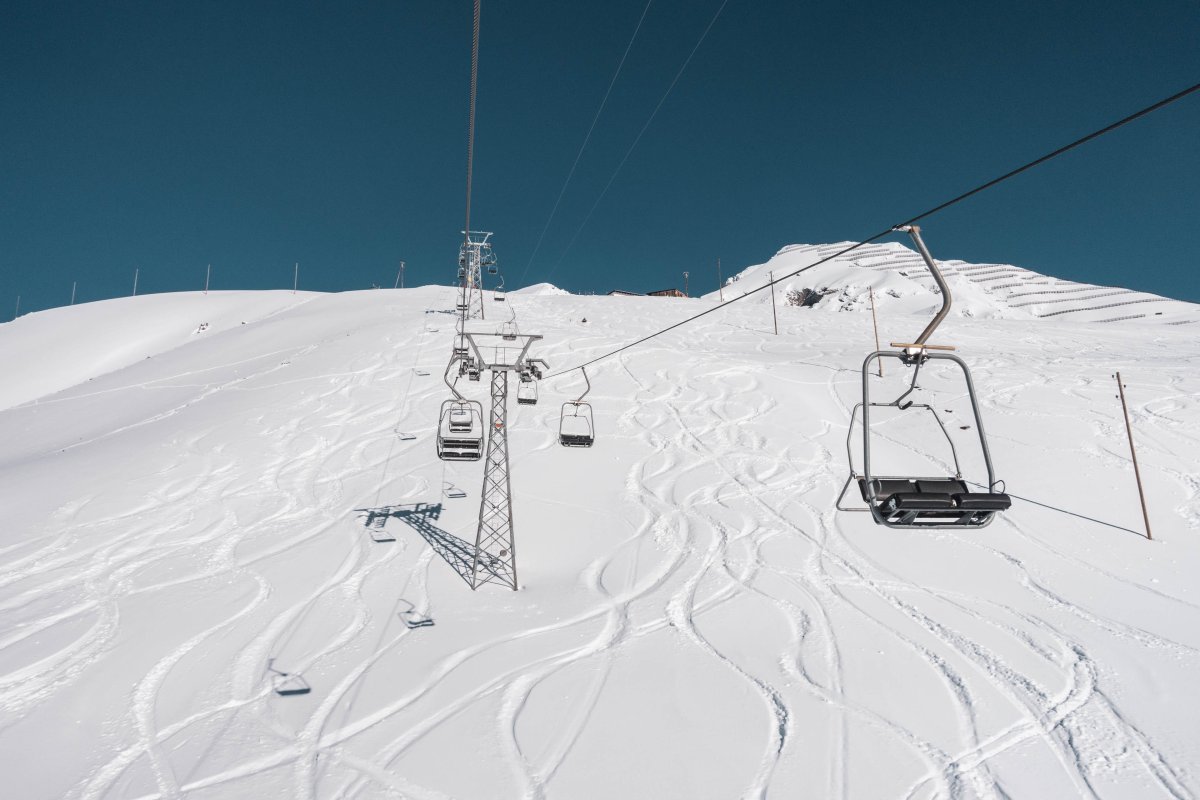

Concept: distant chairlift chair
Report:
left=836, top=225, right=1010, bottom=529
left=559, top=367, right=595, bottom=447
left=517, top=374, right=538, bottom=405
left=436, top=359, right=484, bottom=462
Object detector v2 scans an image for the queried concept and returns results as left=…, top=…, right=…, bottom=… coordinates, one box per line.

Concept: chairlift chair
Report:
left=437, top=398, right=484, bottom=461
left=836, top=226, right=1010, bottom=529
left=437, top=359, right=483, bottom=461
left=517, top=378, right=538, bottom=405
left=559, top=367, right=595, bottom=447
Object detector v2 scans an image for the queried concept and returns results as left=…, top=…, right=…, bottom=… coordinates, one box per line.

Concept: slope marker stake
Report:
left=1115, top=371, right=1152, bottom=540
left=769, top=271, right=778, bottom=335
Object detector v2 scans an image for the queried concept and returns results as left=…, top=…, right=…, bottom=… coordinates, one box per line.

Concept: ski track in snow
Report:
left=1, top=283, right=1198, bottom=799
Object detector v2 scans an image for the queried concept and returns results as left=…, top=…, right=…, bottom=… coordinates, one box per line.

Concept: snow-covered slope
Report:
left=511, top=282, right=570, bottom=297
left=0, top=291, right=320, bottom=410
left=2, top=258, right=1199, bottom=799
left=711, top=242, right=1200, bottom=326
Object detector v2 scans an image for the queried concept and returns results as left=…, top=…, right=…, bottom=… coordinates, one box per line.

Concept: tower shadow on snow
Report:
left=355, top=502, right=508, bottom=587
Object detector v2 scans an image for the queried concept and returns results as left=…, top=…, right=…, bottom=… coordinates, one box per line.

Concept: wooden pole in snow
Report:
left=717, top=258, right=724, bottom=301
left=395, top=261, right=405, bottom=289
left=13, top=296, right=19, bottom=319
left=1115, top=372, right=1152, bottom=540
left=869, top=287, right=883, bottom=377
left=205, top=264, right=211, bottom=294
left=71, top=281, right=76, bottom=305
left=769, top=271, right=778, bottom=335
left=132, top=268, right=139, bottom=297
left=293, top=263, right=298, bottom=294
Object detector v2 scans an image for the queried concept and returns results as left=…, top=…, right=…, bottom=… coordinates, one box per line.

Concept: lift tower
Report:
left=457, top=231, right=494, bottom=322
left=460, top=331, right=546, bottom=590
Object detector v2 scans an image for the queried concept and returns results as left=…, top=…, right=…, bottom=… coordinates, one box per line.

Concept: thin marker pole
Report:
left=71, top=281, right=77, bottom=305
left=293, top=263, right=298, bottom=294
left=132, top=268, right=139, bottom=297
left=869, top=286, right=883, bottom=377
left=395, top=260, right=405, bottom=289
left=205, top=264, right=211, bottom=294
left=683, top=270, right=689, bottom=298
left=13, top=296, right=19, bottom=320
left=1115, top=372, right=1152, bottom=540
left=769, top=271, right=778, bottom=335
left=717, top=258, right=724, bottom=301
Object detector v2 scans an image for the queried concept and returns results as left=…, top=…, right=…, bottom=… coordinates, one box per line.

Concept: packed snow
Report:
left=511, top=283, right=571, bottom=297
left=2, top=244, right=1199, bottom=799
left=712, top=242, right=1200, bottom=326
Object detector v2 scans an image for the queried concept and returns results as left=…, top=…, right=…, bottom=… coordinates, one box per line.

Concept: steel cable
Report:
left=544, top=0, right=730, bottom=283
left=463, top=0, right=481, bottom=245
left=544, top=80, right=1200, bottom=380
left=519, top=0, right=655, bottom=281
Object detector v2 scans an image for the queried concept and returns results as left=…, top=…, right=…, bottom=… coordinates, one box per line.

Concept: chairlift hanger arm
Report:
left=573, top=366, right=592, bottom=404
left=443, top=358, right=466, bottom=401
left=893, top=225, right=952, bottom=346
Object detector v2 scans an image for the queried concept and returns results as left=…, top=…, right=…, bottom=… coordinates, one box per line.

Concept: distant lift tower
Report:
left=460, top=331, right=547, bottom=590
left=457, top=231, right=495, bottom=322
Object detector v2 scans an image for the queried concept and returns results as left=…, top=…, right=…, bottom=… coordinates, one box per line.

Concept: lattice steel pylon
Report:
left=457, top=231, right=494, bottom=322
left=470, top=369, right=516, bottom=589
left=462, top=331, right=547, bottom=591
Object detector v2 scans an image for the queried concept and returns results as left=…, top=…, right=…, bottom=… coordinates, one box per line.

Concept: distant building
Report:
left=607, top=290, right=642, bottom=296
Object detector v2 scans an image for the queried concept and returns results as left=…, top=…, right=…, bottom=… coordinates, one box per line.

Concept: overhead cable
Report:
left=544, top=0, right=731, bottom=283
left=544, top=80, right=1200, bottom=380
left=463, top=0, right=482, bottom=245
left=520, top=0, right=655, bottom=281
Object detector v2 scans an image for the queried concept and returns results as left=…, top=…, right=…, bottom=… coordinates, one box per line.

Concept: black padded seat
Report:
left=560, top=434, right=593, bottom=447
left=916, top=479, right=968, bottom=495
left=886, top=493, right=955, bottom=510
left=954, top=493, right=1012, bottom=511
left=859, top=478, right=914, bottom=504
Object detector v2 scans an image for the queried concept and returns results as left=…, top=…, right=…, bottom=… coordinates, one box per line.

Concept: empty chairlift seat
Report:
left=559, top=402, right=594, bottom=447
left=835, top=225, right=1012, bottom=530
left=437, top=399, right=484, bottom=461
left=858, top=477, right=1010, bottom=526
left=517, top=380, right=538, bottom=405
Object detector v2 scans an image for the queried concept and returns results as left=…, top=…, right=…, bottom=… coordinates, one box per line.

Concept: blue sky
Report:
left=2, top=0, right=1198, bottom=315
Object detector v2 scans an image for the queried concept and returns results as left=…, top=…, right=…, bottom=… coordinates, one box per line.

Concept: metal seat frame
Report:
left=517, top=377, right=538, bottom=405
left=559, top=367, right=595, bottom=447
left=836, top=225, right=1008, bottom=529
left=436, top=358, right=483, bottom=462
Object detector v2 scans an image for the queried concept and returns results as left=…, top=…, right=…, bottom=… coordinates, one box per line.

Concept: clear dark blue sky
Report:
left=3, top=0, right=1198, bottom=315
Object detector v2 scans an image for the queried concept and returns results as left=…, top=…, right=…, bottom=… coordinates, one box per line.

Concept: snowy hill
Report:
left=712, top=242, right=1200, bottom=326
left=2, top=251, right=1200, bottom=799
left=511, top=282, right=571, bottom=297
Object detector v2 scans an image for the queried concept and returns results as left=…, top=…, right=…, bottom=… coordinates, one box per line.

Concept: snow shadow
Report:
left=356, top=502, right=507, bottom=587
